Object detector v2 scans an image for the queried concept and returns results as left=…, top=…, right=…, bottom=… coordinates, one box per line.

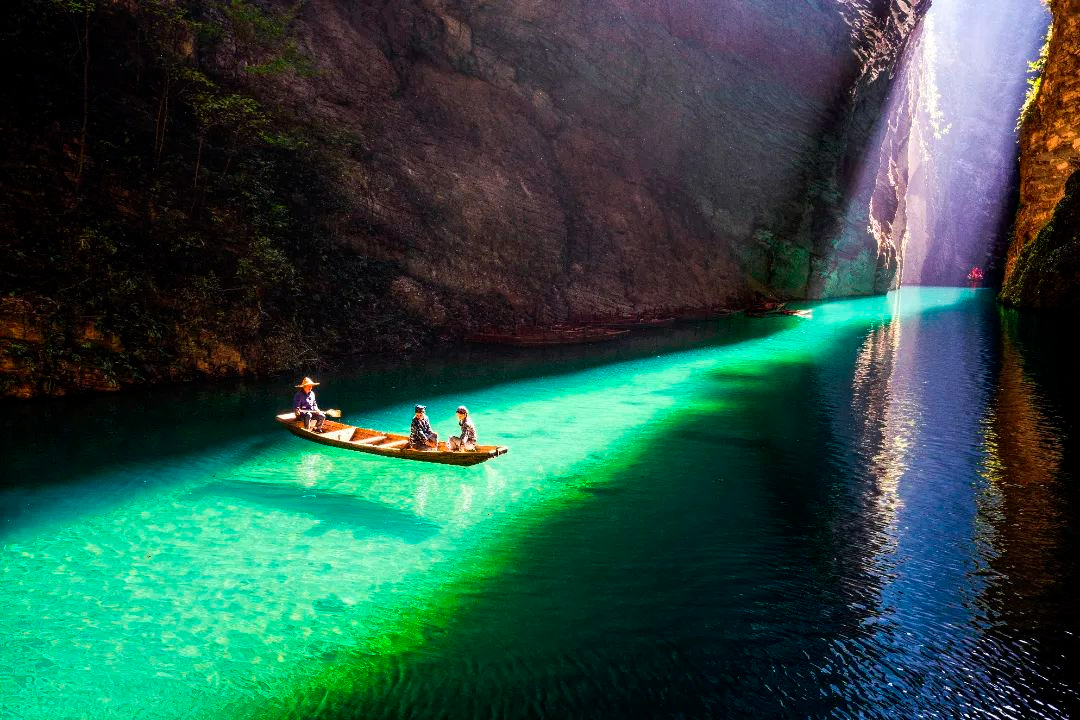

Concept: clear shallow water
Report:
left=2, top=288, right=1078, bottom=719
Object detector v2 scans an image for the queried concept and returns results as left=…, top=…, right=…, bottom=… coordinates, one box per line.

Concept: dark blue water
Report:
left=2, top=288, right=1078, bottom=719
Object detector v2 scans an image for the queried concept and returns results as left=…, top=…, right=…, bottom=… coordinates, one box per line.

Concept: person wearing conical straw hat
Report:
left=293, top=377, right=327, bottom=432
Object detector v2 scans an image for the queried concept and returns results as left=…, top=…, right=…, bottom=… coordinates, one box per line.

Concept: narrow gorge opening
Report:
left=885, top=0, right=1050, bottom=287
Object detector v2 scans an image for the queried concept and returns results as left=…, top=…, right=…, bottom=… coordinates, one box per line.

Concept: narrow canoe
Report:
left=746, top=301, right=787, bottom=317
left=746, top=303, right=812, bottom=318
left=275, top=412, right=509, bottom=466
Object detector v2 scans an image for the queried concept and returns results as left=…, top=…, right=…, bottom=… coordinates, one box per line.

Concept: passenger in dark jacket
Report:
left=409, top=405, right=439, bottom=449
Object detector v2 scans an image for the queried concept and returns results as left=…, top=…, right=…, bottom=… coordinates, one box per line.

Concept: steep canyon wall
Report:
left=280, top=0, right=929, bottom=315
left=1002, top=0, right=1080, bottom=309
left=2, top=0, right=928, bottom=397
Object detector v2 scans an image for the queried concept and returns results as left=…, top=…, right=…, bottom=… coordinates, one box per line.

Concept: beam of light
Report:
left=898, top=0, right=1049, bottom=286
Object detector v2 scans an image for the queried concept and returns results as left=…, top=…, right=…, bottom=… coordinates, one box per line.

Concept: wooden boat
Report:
left=464, top=326, right=630, bottom=347
left=746, top=301, right=787, bottom=317
left=746, top=302, right=811, bottom=318
left=275, top=412, right=509, bottom=466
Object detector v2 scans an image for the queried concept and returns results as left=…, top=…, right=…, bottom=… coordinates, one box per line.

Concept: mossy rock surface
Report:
left=1001, top=169, right=1080, bottom=311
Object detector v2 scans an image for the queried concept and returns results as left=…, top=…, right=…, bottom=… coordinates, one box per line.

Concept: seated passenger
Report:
left=293, top=377, right=326, bottom=432
left=448, top=405, right=478, bottom=452
left=409, top=404, right=439, bottom=450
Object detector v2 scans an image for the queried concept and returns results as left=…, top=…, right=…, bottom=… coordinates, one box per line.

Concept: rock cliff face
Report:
left=2, top=0, right=930, bottom=397
left=1003, top=0, right=1080, bottom=307
left=1001, top=168, right=1080, bottom=309
left=276, top=0, right=927, bottom=317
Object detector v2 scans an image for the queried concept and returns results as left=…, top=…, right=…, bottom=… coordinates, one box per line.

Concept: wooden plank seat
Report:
left=378, top=439, right=409, bottom=449
left=352, top=434, right=387, bottom=445
left=324, top=428, right=354, bottom=440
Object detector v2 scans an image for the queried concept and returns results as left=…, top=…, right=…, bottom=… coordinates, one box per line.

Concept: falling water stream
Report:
left=2, top=288, right=1078, bottom=719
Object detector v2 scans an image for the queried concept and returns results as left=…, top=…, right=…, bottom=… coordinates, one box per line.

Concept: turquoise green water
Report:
left=2, top=288, right=1078, bottom=718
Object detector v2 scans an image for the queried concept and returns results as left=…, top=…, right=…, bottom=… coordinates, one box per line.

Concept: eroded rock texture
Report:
left=278, top=0, right=927, bottom=316
left=1003, top=0, right=1080, bottom=307
left=1, top=0, right=930, bottom=397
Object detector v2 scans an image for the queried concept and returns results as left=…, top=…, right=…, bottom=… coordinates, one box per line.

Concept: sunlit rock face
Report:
left=798, top=0, right=930, bottom=298
left=274, top=0, right=927, bottom=318
left=1003, top=0, right=1080, bottom=308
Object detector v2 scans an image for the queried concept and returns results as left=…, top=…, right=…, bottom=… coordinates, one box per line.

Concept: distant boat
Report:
left=746, top=301, right=787, bottom=317
left=275, top=413, right=509, bottom=466
left=745, top=302, right=810, bottom=318
left=464, top=326, right=630, bottom=346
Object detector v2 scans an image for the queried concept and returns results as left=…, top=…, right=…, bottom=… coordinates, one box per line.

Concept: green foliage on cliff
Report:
left=1, top=0, right=418, bottom=395
left=1017, top=23, right=1051, bottom=130
left=1000, top=169, right=1080, bottom=310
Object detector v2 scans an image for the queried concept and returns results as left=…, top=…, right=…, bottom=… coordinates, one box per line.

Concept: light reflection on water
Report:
left=1, top=288, right=1078, bottom=719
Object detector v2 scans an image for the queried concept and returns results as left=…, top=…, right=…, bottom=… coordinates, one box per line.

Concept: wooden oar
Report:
left=298, top=408, right=342, bottom=419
